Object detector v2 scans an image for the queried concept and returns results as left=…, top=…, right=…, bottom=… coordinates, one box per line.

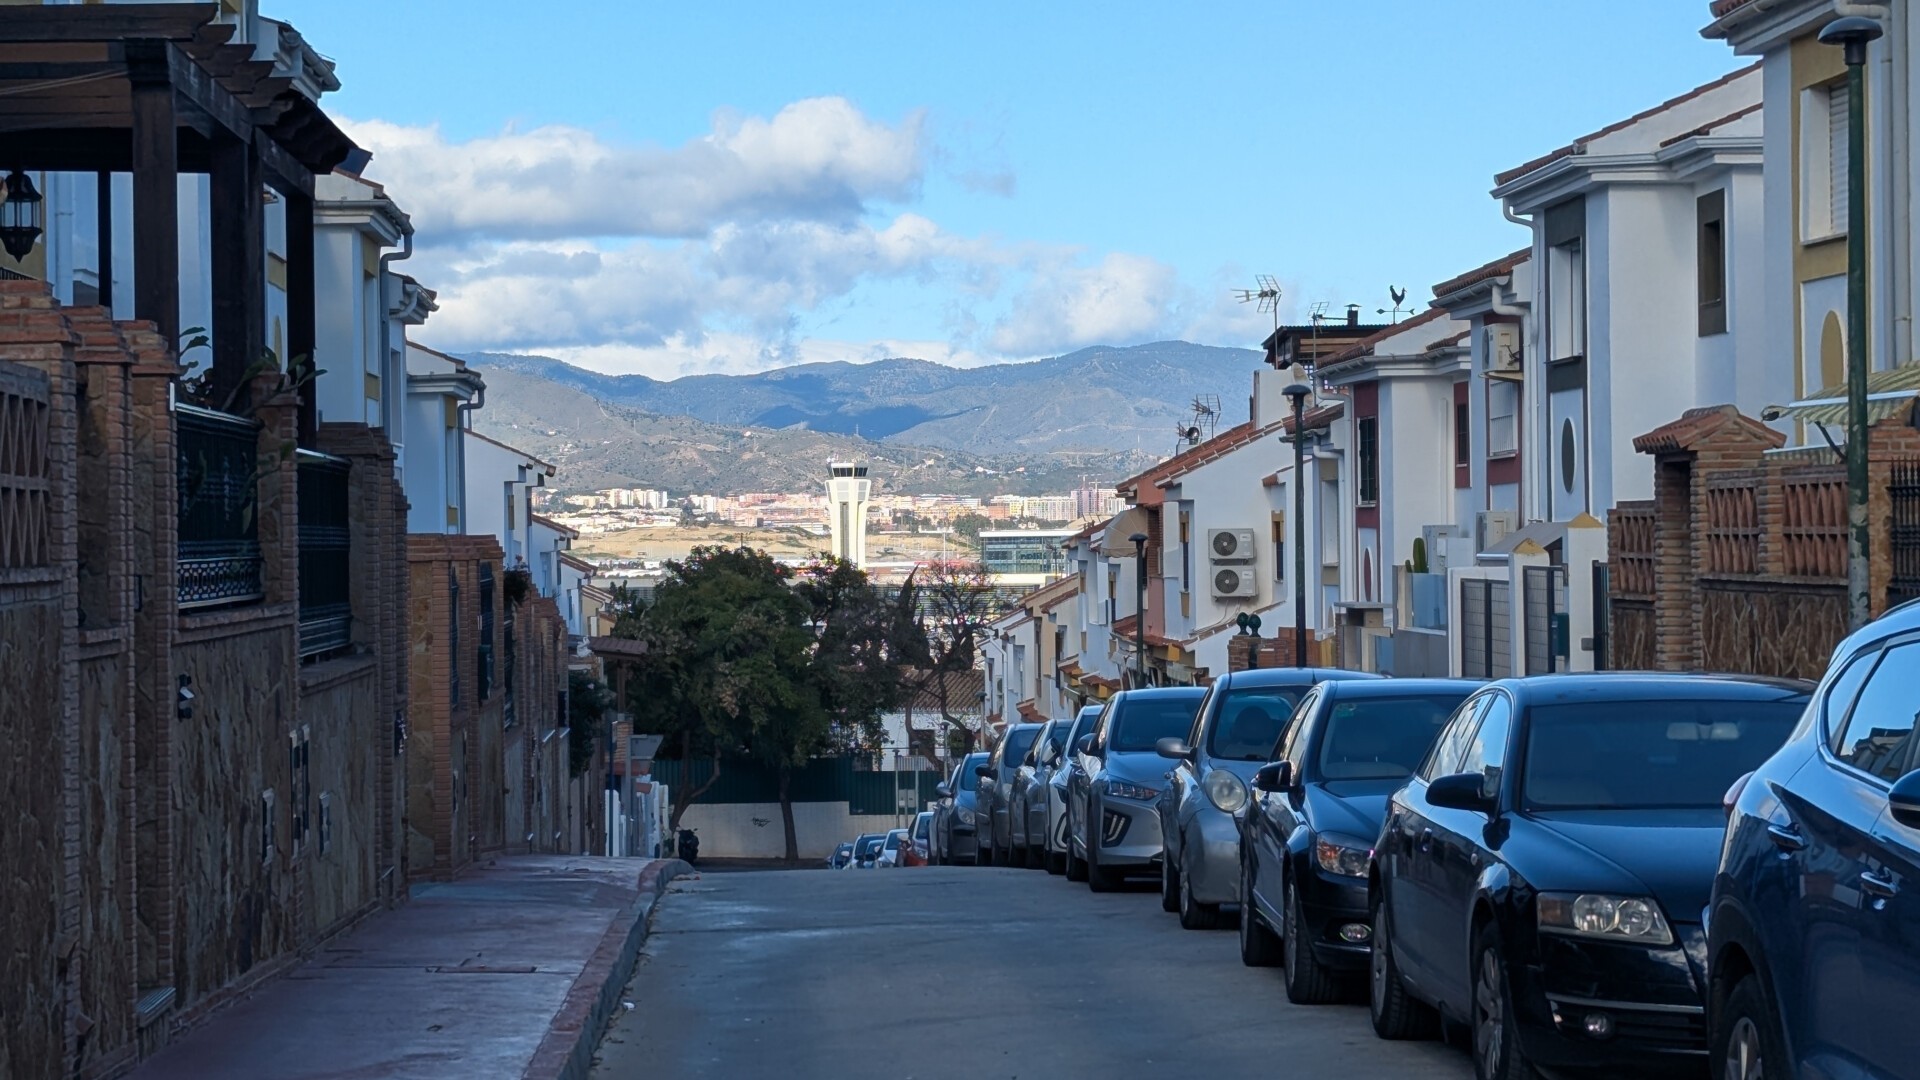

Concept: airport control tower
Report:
left=825, top=461, right=872, bottom=568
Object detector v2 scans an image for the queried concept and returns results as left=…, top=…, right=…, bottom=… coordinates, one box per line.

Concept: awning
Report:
left=1762, top=364, right=1920, bottom=427
left=1099, top=506, right=1151, bottom=553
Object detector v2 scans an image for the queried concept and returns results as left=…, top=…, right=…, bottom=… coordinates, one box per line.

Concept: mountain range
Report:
left=464, top=341, right=1263, bottom=496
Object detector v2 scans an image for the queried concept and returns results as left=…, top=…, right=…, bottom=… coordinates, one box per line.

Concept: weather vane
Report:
left=1377, top=286, right=1414, bottom=323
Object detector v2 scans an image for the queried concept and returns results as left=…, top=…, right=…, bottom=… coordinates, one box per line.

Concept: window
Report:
left=1549, top=238, right=1586, bottom=361
left=1107, top=565, right=1117, bottom=625
left=1179, top=509, right=1192, bottom=590
left=1698, top=189, right=1727, bottom=336
left=1357, top=417, right=1379, bottom=506
left=1832, top=643, right=1920, bottom=782
left=1524, top=697, right=1805, bottom=809
left=1315, top=693, right=1474, bottom=781
left=478, top=563, right=496, bottom=701
left=1488, top=381, right=1519, bottom=456
left=1108, top=694, right=1206, bottom=752
left=1454, top=401, right=1471, bottom=467
left=1210, top=686, right=1311, bottom=761
left=448, top=568, right=460, bottom=709
left=1823, top=647, right=1881, bottom=756
left=1271, top=512, right=1286, bottom=584
left=1802, top=80, right=1851, bottom=241
left=288, top=728, right=311, bottom=857
left=1422, top=694, right=1489, bottom=781
left=1458, top=695, right=1512, bottom=800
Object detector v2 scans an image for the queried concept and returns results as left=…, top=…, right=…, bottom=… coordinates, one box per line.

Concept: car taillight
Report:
left=1723, top=771, right=1753, bottom=819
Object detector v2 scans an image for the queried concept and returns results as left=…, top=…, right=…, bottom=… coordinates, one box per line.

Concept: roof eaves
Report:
left=1493, top=62, right=1761, bottom=187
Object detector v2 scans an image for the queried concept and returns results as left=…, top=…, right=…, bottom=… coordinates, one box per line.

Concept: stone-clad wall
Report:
left=299, top=658, right=382, bottom=932
left=0, top=593, right=67, bottom=1079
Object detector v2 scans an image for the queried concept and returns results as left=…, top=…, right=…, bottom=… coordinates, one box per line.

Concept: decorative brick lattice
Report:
left=0, top=361, right=51, bottom=570
left=1609, top=503, right=1656, bottom=598
left=1704, top=479, right=1760, bottom=575
left=1892, top=460, right=1920, bottom=606
left=1781, top=470, right=1848, bottom=580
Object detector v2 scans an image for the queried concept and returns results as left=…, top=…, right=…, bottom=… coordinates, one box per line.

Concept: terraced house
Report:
left=0, top=4, right=603, bottom=1076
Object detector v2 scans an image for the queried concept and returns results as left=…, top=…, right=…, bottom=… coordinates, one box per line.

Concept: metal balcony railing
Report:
left=176, top=404, right=263, bottom=609
left=297, top=450, right=352, bottom=657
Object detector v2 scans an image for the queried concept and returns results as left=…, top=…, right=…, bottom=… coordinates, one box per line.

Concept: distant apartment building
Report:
left=979, top=529, right=1076, bottom=586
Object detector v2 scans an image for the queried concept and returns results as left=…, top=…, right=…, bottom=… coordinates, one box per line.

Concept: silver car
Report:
left=931, top=752, right=989, bottom=865
left=1065, top=687, right=1207, bottom=892
left=976, top=722, right=1044, bottom=867
left=1009, top=718, right=1073, bottom=869
left=1040, top=705, right=1105, bottom=874
left=1153, top=667, right=1382, bottom=928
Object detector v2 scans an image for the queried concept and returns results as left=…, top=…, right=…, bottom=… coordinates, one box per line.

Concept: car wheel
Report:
left=1283, top=878, right=1340, bottom=1003
left=979, top=830, right=996, bottom=867
left=1370, top=895, right=1438, bottom=1040
left=1238, top=856, right=1282, bottom=967
left=1179, top=857, right=1223, bottom=930
left=1161, top=850, right=1181, bottom=913
left=1472, top=923, right=1543, bottom=1080
left=1065, top=844, right=1088, bottom=882
left=1714, top=974, right=1785, bottom=1080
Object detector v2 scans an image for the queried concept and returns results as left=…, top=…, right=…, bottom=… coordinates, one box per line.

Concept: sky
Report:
left=275, top=1, right=1746, bottom=379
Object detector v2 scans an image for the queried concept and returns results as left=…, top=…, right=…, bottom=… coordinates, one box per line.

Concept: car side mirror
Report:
left=1253, top=761, right=1293, bottom=794
left=1156, top=737, right=1195, bottom=761
left=934, top=782, right=951, bottom=799
left=974, top=764, right=993, bottom=779
left=1889, top=770, right=1920, bottom=829
left=1428, top=771, right=1498, bottom=815
left=1075, top=734, right=1095, bottom=756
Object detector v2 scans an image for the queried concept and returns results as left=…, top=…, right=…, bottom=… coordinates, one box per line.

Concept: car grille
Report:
left=1611, top=1009, right=1707, bottom=1053
left=1101, top=810, right=1129, bottom=846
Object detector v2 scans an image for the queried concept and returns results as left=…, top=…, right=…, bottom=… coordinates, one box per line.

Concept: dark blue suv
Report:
left=1710, top=599, right=1920, bottom=1080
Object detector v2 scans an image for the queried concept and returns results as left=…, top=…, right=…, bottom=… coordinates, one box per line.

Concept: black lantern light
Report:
left=1, top=170, right=44, bottom=261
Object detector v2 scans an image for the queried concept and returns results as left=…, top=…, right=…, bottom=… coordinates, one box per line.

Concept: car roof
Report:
left=1218, top=666, right=1387, bottom=688
left=887, top=828, right=908, bottom=837
left=1320, top=678, right=1483, bottom=699
left=1112, top=686, right=1207, bottom=702
left=963, top=750, right=991, bottom=763
left=1006, top=722, right=1045, bottom=733
left=1495, top=672, right=1814, bottom=705
left=1832, top=597, right=1920, bottom=655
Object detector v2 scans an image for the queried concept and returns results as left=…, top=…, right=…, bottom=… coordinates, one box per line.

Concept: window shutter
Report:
left=1829, top=82, right=1850, bottom=234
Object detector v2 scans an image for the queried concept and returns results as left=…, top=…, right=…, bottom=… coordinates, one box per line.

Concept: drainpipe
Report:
left=1502, top=204, right=1546, bottom=524
left=377, top=228, right=414, bottom=433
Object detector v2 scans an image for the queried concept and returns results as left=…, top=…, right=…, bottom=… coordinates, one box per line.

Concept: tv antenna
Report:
left=1236, top=275, right=1283, bottom=363
left=1377, top=285, right=1415, bottom=324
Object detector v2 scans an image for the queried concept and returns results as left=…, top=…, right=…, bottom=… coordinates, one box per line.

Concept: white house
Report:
left=465, top=429, right=556, bottom=571
left=402, top=343, right=484, bottom=534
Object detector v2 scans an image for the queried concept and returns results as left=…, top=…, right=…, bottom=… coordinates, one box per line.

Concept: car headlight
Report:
left=1203, top=769, right=1248, bottom=814
left=957, top=807, right=976, bottom=825
left=1313, top=835, right=1371, bottom=878
left=1104, top=778, right=1160, bottom=801
left=1537, top=893, right=1674, bottom=946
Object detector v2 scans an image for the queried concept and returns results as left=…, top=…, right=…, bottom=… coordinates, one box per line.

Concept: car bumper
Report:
left=1092, top=791, right=1163, bottom=867
left=946, top=825, right=978, bottom=859
left=1512, top=931, right=1708, bottom=1068
left=1046, top=787, right=1071, bottom=854
left=1296, top=870, right=1372, bottom=971
left=1183, top=805, right=1243, bottom=905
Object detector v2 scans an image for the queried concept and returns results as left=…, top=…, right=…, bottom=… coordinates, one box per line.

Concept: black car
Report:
left=827, top=841, right=856, bottom=869
left=1710, top=600, right=1920, bottom=1080
left=1367, top=674, right=1809, bottom=1078
left=1239, top=678, right=1480, bottom=1003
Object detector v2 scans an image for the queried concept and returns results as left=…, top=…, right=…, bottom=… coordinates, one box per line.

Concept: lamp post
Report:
left=1282, top=382, right=1313, bottom=667
left=1129, top=531, right=1149, bottom=688
left=1821, top=14, right=1883, bottom=632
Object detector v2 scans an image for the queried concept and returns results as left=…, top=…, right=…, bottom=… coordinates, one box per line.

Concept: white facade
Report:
left=465, top=431, right=555, bottom=570
left=825, top=461, right=872, bottom=568
left=402, top=344, right=483, bottom=534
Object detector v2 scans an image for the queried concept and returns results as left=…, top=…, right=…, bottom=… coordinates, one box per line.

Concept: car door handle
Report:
left=1860, top=870, right=1900, bottom=900
left=1766, top=824, right=1806, bottom=853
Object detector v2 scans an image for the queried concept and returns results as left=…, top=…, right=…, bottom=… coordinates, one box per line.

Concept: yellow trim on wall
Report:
left=1789, top=33, right=1869, bottom=400
left=361, top=235, right=383, bottom=278
left=444, top=397, right=459, bottom=428
left=266, top=253, right=288, bottom=290
left=364, top=372, right=382, bottom=402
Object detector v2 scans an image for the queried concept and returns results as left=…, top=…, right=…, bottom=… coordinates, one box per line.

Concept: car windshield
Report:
left=913, top=815, right=930, bottom=839
left=1207, top=687, right=1309, bottom=760
left=957, top=756, right=984, bottom=791
left=1313, top=693, right=1473, bottom=781
left=883, top=833, right=902, bottom=850
left=1001, top=728, right=1040, bottom=769
left=1523, top=698, right=1805, bottom=810
left=858, top=837, right=883, bottom=856
left=1109, top=696, right=1204, bottom=752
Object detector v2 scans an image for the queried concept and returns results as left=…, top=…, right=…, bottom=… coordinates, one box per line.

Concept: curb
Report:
left=522, top=858, right=696, bottom=1080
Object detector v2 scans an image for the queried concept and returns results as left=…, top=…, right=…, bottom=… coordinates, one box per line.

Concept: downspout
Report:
left=377, top=227, right=414, bottom=433
left=1501, top=203, right=1545, bottom=523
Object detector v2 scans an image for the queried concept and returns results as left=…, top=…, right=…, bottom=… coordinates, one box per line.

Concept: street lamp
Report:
left=1282, top=382, right=1313, bottom=667
left=1129, top=531, right=1149, bottom=688
left=1820, top=14, right=1883, bottom=632
left=0, top=170, right=44, bottom=261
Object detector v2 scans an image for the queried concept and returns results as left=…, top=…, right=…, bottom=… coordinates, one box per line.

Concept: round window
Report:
left=1560, top=420, right=1578, bottom=494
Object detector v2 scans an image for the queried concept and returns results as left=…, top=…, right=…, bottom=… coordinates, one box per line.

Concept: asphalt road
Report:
left=590, top=866, right=1473, bottom=1080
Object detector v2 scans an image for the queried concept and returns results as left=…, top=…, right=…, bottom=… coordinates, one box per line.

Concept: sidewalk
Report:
left=132, top=855, right=692, bottom=1080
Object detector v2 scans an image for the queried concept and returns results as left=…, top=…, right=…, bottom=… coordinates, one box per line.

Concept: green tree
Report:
left=950, top=513, right=991, bottom=544
left=567, top=669, right=613, bottom=777
left=897, top=560, right=1001, bottom=757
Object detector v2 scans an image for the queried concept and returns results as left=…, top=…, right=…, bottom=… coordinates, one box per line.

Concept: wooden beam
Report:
left=0, top=6, right=210, bottom=44
left=129, top=69, right=179, bottom=348
left=253, top=127, right=313, bottom=199
left=208, top=129, right=263, bottom=406
left=96, top=169, right=114, bottom=312
left=284, top=189, right=316, bottom=445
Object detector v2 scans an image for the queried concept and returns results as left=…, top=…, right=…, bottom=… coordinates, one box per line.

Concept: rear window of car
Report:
left=1109, top=696, right=1205, bottom=752
left=858, top=836, right=883, bottom=856
left=1001, top=728, right=1040, bottom=770
left=1207, top=687, right=1308, bottom=760
left=884, top=833, right=902, bottom=850
left=1523, top=698, right=1804, bottom=810
left=1312, top=693, right=1473, bottom=781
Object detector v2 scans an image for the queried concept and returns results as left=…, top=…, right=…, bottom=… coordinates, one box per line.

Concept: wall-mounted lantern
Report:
left=0, top=170, right=44, bottom=261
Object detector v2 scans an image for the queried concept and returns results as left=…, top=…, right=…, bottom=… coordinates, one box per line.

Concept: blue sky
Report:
left=279, top=1, right=1744, bottom=378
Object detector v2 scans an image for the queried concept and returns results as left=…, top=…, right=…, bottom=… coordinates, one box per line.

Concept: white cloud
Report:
left=986, top=253, right=1185, bottom=355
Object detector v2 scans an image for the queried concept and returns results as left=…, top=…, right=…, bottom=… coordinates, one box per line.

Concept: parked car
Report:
left=851, top=832, right=887, bottom=869
left=1237, top=678, right=1478, bottom=1003
left=977, top=722, right=1045, bottom=866
left=905, top=811, right=934, bottom=867
left=827, top=841, right=855, bottom=869
left=931, top=752, right=990, bottom=865
left=1709, top=600, right=1920, bottom=1080
left=1010, top=718, right=1072, bottom=869
left=1157, top=666, right=1383, bottom=930
left=877, top=828, right=909, bottom=868
left=1367, top=673, right=1809, bottom=1080
left=1066, top=686, right=1207, bottom=891
left=1041, top=705, right=1106, bottom=874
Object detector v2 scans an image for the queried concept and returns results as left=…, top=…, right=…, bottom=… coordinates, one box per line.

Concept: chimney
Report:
left=1346, top=304, right=1361, bottom=327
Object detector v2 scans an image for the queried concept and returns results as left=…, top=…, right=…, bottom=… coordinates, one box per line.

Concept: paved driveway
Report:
left=592, top=867, right=1472, bottom=1079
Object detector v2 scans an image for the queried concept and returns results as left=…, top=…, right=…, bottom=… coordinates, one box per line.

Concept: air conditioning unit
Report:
left=1485, top=324, right=1522, bottom=374
left=1476, top=510, right=1519, bottom=553
left=1211, top=566, right=1258, bottom=598
left=1420, top=524, right=1468, bottom=575
left=1207, top=528, right=1257, bottom=565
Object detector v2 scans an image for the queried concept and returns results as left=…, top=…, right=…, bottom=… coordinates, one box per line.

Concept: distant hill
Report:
left=468, top=366, right=1151, bottom=497
left=464, top=341, right=1261, bottom=460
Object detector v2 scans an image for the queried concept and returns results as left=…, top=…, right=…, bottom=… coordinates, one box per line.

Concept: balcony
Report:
left=297, top=450, right=352, bottom=657
left=176, top=405, right=262, bottom=609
